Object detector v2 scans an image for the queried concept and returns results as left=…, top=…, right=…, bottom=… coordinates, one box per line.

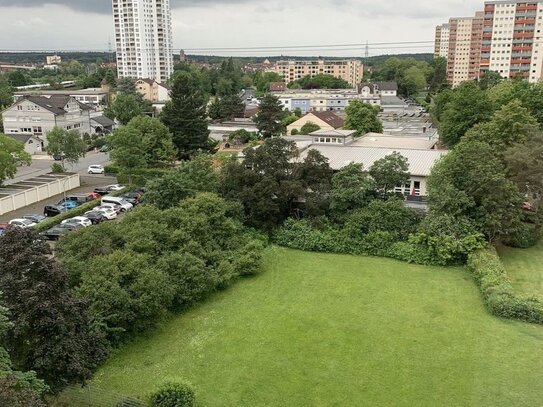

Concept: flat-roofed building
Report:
left=268, top=60, right=364, bottom=88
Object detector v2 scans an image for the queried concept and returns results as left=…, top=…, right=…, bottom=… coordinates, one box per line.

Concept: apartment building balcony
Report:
left=517, top=4, right=538, bottom=12
left=482, top=33, right=492, bottom=39
left=513, top=32, right=534, bottom=38
left=515, top=18, right=536, bottom=24
left=511, top=58, right=533, bottom=64
left=515, top=26, right=535, bottom=31
left=513, top=45, right=534, bottom=52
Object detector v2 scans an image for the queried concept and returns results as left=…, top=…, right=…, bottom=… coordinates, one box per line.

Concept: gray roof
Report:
left=375, top=81, right=398, bottom=91
left=22, top=95, right=92, bottom=115
left=381, top=96, right=408, bottom=106
left=299, top=145, right=447, bottom=176
left=309, top=129, right=357, bottom=137
left=91, top=116, right=115, bottom=127
left=7, top=134, right=35, bottom=144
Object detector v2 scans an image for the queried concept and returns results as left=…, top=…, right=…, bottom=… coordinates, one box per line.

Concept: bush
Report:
left=51, top=163, right=65, bottom=173
left=467, top=248, right=543, bottom=324
left=290, top=128, right=299, bottom=135
left=503, top=223, right=539, bottom=248
left=35, top=200, right=101, bottom=232
left=149, top=381, right=195, bottom=407
left=344, top=199, right=421, bottom=241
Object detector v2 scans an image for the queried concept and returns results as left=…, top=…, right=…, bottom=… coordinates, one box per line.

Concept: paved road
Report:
left=0, top=174, right=117, bottom=223
left=241, top=88, right=256, bottom=105
left=7, top=151, right=111, bottom=185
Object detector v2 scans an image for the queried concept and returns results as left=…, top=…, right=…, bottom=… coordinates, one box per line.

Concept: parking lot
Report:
left=0, top=174, right=117, bottom=224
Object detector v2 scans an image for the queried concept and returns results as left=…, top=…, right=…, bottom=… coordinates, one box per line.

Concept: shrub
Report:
left=344, top=199, right=421, bottom=240
left=467, top=248, right=543, bottom=324
left=290, top=128, right=299, bottom=135
left=35, top=200, right=102, bottom=232
left=300, top=121, right=321, bottom=135
left=149, top=381, right=195, bottom=407
left=51, top=163, right=65, bottom=173
left=503, top=223, right=539, bottom=248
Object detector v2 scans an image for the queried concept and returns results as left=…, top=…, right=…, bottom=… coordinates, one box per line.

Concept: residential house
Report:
left=135, top=78, right=171, bottom=103
left=6, top=134, right=44, bottom=155
left=2, top=95, right=94, bottom=150
left=287, top=111, right=345, bottom=134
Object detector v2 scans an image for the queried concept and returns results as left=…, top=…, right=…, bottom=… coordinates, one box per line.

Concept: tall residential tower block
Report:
left=112, top=0, right=174, bottom=83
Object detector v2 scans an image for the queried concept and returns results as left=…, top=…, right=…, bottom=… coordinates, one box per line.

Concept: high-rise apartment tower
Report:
left=112, top=0, right=174, bottom=82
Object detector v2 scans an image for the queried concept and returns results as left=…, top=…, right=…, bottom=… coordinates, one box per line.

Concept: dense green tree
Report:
left=463, top=100, right=538, bottom=152
left=344, top=100, right=383, bottom=135
left=369, top=152, right=410, bottom=199
left=208, top=94, right=245, bottom=121
left=289, top=74, right=351, bottom=90
left=220, top=138, right=311, bottom=231
left=402, top=66, right=427, bottom=97
left=161, top=72, right=216, bottom=158
left=78, top=251, right=174, bottom=342
left=0, top=134, right=31, bottom=186
left=329, top=163, right=373, bottom=216
left=109, top=127, right=147, bottom=184
left=105, top=93, right=144, bottom=125
left=281, top=114, right=299, bottom=127
left=7, top=71, right=29, bottom=87
left=0, top=295, right=48, bottom=407
left=439, top=82, right=493, bottom=147
left=252, top=71, right=283, bottom=94
left=478, top=70, right=503, bottom=90
left=0, top=75, right=13, bottom=108
left=428, top=140, right=523, bottom=242
left=505, top=132, right=543, bottom=221
left=428, top=57, right=449, bottom=93
left=300, top=121, right=321, bottom=135
left=45, top=127, right=87, bottom=170
left=253, top=94, right=286, bottom=138
left=344, top=198, right=420, bottom=241
left=145, top=154, right=219, bottom=209
left=109, top=116, right=176, bottom=168
left=0, top=227, right=107, bottom=388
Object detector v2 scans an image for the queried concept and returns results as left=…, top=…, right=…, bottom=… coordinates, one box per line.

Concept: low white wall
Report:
left=0, top=174, right=80, bottom=216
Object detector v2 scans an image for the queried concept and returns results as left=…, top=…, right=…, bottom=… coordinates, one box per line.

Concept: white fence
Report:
left=0, top=174, right=80, bottom=215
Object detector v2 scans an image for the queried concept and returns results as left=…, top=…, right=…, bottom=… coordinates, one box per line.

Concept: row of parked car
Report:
left=0, top=185, right=145, bottom=241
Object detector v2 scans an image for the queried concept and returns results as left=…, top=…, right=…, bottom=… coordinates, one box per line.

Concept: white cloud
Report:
left=0, top=0, right=484, bottom=55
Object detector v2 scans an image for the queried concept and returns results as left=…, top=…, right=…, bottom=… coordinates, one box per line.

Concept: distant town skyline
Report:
left=0, top=0, right=483, bottom=57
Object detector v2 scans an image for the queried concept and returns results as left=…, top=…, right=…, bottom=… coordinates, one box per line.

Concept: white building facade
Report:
left=1, top=96, right=93, bottom=150
left=112, top=0, right=174, bottom=83
left=481, top=1, right=543, bottom=82
left=434, top=24, right=450, bottom=58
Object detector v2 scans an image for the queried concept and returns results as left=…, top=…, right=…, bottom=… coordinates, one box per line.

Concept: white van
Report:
left=101, top=197, right=133, bottom=212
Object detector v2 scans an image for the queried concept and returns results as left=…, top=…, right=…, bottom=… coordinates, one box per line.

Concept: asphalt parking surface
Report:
left=0, top=175, right=117, bottom=224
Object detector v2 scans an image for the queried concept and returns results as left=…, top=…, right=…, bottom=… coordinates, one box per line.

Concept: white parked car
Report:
left=105, top=184, right=124, bottom=192
left=101, top=197, right=133, bottom=212
left=8, top=218, right=37, bottom=228
left=61, top=216, right=92, bottom=228
left=91, top=207, right=118, bottom=220
left=88, top=165, right=105, bottom=175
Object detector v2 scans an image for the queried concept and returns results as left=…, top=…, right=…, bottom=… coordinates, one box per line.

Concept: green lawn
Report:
left=498, top=240, right=543, bottom=298
left=77, top=248, right=543, bottom=406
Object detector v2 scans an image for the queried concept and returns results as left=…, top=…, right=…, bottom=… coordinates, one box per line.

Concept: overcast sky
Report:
left=0, top=0, right=483, bottom=57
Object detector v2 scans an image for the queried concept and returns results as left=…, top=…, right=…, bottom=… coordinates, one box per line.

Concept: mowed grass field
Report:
left=84, top=248, right=543, bottom=407
left=498, top=239, right=543, bottom=299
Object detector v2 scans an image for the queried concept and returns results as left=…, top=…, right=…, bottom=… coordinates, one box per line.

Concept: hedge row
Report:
left=467, top=248, right=543, bottom=325
left=35, top=189, right=127, bottom=232
left=274, top=219, right=483, bottom=267
left=35, top=200, right=102, bottom=232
